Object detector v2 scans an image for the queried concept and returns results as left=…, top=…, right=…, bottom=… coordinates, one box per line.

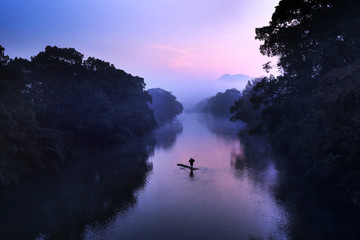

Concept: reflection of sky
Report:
left=1, top=0, right=279, bottom=106
left=82, top=113, right=290, bottom=239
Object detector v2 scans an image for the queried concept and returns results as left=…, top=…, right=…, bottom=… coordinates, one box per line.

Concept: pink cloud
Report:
left=147, top=44, right=196, bottom=67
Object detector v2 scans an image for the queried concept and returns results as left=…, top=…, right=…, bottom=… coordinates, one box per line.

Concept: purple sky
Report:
left=1, top=0, right=279, bottom=106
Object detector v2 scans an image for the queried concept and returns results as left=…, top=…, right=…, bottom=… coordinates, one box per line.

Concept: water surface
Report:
left=1, top=113, right=360, bottom=240
left=82, top=113, right=290, bottom=240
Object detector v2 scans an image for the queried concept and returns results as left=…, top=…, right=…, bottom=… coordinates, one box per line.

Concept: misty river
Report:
left=1, top=113, right=360, bottom=240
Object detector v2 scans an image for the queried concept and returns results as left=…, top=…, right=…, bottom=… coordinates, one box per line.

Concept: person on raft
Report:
left=189, top=158, right=195, bottom=167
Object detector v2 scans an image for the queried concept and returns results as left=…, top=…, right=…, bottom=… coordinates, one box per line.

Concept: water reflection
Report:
left=4, top=113, right=359, bottom=239
left=198, top=113, right=246, bottom=140
left=0, top=118, right=183, bottom=240
left=153, top=120, right=183, bottom=150
left=200, top=113, right=277, bottom=183
left=189, top=169, right=195, bottom=178
left=275, top=165, right=360, bottom=239
left=0, top=144, right=152, bottom=240
left=78, top=113, right=290, bottom=240
left=203, top=115, right=360, bottom=239
left=198, top=114, right=291, bottom=239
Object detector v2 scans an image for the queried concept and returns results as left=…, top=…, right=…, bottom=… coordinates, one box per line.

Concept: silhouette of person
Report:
left=189, top=158, right=195, bottom=168
left=189, top=169, right=194, bottom=178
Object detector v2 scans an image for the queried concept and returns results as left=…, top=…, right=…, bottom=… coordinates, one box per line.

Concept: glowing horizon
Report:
left=1, top=0, right=280, bottom=106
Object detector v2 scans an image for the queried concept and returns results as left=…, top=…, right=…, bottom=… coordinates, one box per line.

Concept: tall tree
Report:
left=148, top=88, right=183, bottom=123
left=0, top=45, right=157, bottom=186
left=231, top=0, right=360, bottom=203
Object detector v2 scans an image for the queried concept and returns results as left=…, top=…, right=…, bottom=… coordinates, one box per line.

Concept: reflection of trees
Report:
left=199, top=114, right=245, bottom=140
left=235, top=136, right=360, bottom=239
left=275, top=163, right=360, bottom=239
left=231, top=136, right=273, bottom=170
left=0, top=120, right=183, bottom=240
left=230, top=145, right=245, bottom=170
left=153, top=120, right=183, bottom=150
left=230, top=134, right=278, bottom=190
left=200, top=111, right=277, bottom=186
left=0, top=138, right=153, bottom=240
left=230, top=132, right=360, bottom=239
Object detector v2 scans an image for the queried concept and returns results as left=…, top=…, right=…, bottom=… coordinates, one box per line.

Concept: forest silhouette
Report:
left=231, top=0, right=360, bottom=204
left=2, top=0, right=360, bottom=206
left=0, top=46, right=182, bottom=186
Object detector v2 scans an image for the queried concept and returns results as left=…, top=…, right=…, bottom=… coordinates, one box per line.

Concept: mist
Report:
left=145, top=74, right=252, bottom=110
left=3, top=0, right=360, bottom=239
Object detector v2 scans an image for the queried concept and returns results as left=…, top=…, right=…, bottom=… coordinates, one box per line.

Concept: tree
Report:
left=0, top=46, right=9, bottom=66
left=232, top=0, right=360, bottom=204
left=0, top=46, right=64, bottom=185
left=0, top=45, right=158, bottom=186
left=148, top=88, right=183, bottom=123
left=196, top=88, right=242, bottom=117
left=256, top=0, right=360, bottom=88
left=230, top=78, right=264, bottom=131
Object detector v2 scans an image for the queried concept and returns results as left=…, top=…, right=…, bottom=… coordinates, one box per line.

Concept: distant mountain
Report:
left=218, top=73, right=252, bottom=82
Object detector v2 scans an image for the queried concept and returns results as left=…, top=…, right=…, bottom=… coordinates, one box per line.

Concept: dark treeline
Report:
left=195, top=88, right=241, bottom=117
left=148, top=88, right=183, bottom=123
left=230, top=78, right=263, bottom=131
left=231, top=0, right=360, bottom=204
left=0, top=45, right=157, bottom=186
left=0, top=119, right=184, bottom=240
left=0, top=140, right=153, bottom=240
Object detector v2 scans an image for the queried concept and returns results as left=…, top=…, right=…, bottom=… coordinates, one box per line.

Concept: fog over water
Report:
left=146, top=74, right=252, bottom=109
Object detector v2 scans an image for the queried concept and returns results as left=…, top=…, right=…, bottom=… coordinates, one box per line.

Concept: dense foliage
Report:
left=195, top=88, right=241, bottom=117
left=0, top=45, right=156, bottom=186
left=230, top=78, right=264, bottom=132
left=232, top=0, right=360, bottom=204
left=148, top=88, right=183, bottom=123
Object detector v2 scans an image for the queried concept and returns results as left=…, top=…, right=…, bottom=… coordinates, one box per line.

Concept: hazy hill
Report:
left=148, top=88, right=183, bottom=123
left=218, top=73, right=252, bottom=82
left=194, top=88, right=241, bottom=117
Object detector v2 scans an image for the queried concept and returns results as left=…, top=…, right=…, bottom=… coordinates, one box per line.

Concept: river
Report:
left=1, top=113, right=360, bottom=239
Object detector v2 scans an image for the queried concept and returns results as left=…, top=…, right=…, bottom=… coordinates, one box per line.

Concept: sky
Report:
left=1, top=0, right=279, bottom=107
